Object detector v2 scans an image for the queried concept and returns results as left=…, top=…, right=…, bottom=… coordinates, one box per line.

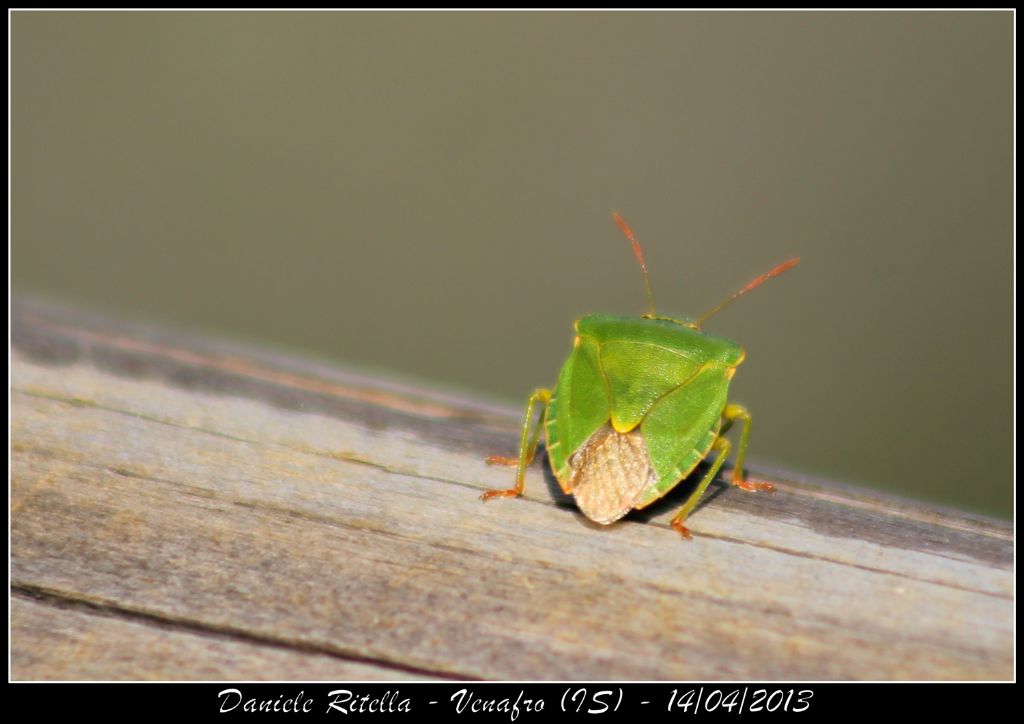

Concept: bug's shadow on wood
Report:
left=535, top=445, right=575, bottom=508
left=626, top=464, right=731, bottom=524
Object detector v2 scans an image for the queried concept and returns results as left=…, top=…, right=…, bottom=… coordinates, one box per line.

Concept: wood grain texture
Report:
left=11, top=298, right=1013, bottom=681
left=11, top=594, right=439, bottom=681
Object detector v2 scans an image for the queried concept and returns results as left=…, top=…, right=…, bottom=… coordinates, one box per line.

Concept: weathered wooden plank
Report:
left=10, top=298, right=1013, bottom=681
left=11, top=593, right=438, bottom=681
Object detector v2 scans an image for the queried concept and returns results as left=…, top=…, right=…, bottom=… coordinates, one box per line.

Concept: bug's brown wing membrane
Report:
left=568, top=425, right=657, bottom=524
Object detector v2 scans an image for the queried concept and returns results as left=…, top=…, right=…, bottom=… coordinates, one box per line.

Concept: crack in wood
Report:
left=12, top=584, right=478, bottom=681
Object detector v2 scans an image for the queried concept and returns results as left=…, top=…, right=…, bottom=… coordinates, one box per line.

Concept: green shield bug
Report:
left=483, top=213, right=799, bottom=539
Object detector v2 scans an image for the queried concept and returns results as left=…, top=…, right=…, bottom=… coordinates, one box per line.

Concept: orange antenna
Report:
left=612, top=212, right=656, bottom=317
left=693, top=257, right=801, bottom=329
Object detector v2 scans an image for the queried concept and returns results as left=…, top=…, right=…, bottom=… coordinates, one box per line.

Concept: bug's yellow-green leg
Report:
left=723, top=403, right=774, bottom=492
left=482, top=388, right=552, bottom=501
left=670, top=436, right=732, bottom=539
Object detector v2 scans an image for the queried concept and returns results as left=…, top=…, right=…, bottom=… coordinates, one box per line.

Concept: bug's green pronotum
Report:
left=483, top=213, right=799, bottom=538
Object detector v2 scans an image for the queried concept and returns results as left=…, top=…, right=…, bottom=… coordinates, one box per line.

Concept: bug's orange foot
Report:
left=733, top=477, right=775, bottom=493
left=671, top=519, right=694, bottom=540
left=486, top=455, right=518, bottom=467
left=481, top=488, right=521, bottom=502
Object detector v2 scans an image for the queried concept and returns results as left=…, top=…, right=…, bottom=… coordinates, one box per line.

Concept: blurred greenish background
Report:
left=12, top=12, right=1012, bottom=517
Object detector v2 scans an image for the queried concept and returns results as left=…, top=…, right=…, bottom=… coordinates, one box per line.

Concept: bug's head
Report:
left=612, top=212, right=800, bottom=331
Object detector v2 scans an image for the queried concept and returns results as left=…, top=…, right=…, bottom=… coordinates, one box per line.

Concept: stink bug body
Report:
left=483, top=214, right=799, bottom=538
